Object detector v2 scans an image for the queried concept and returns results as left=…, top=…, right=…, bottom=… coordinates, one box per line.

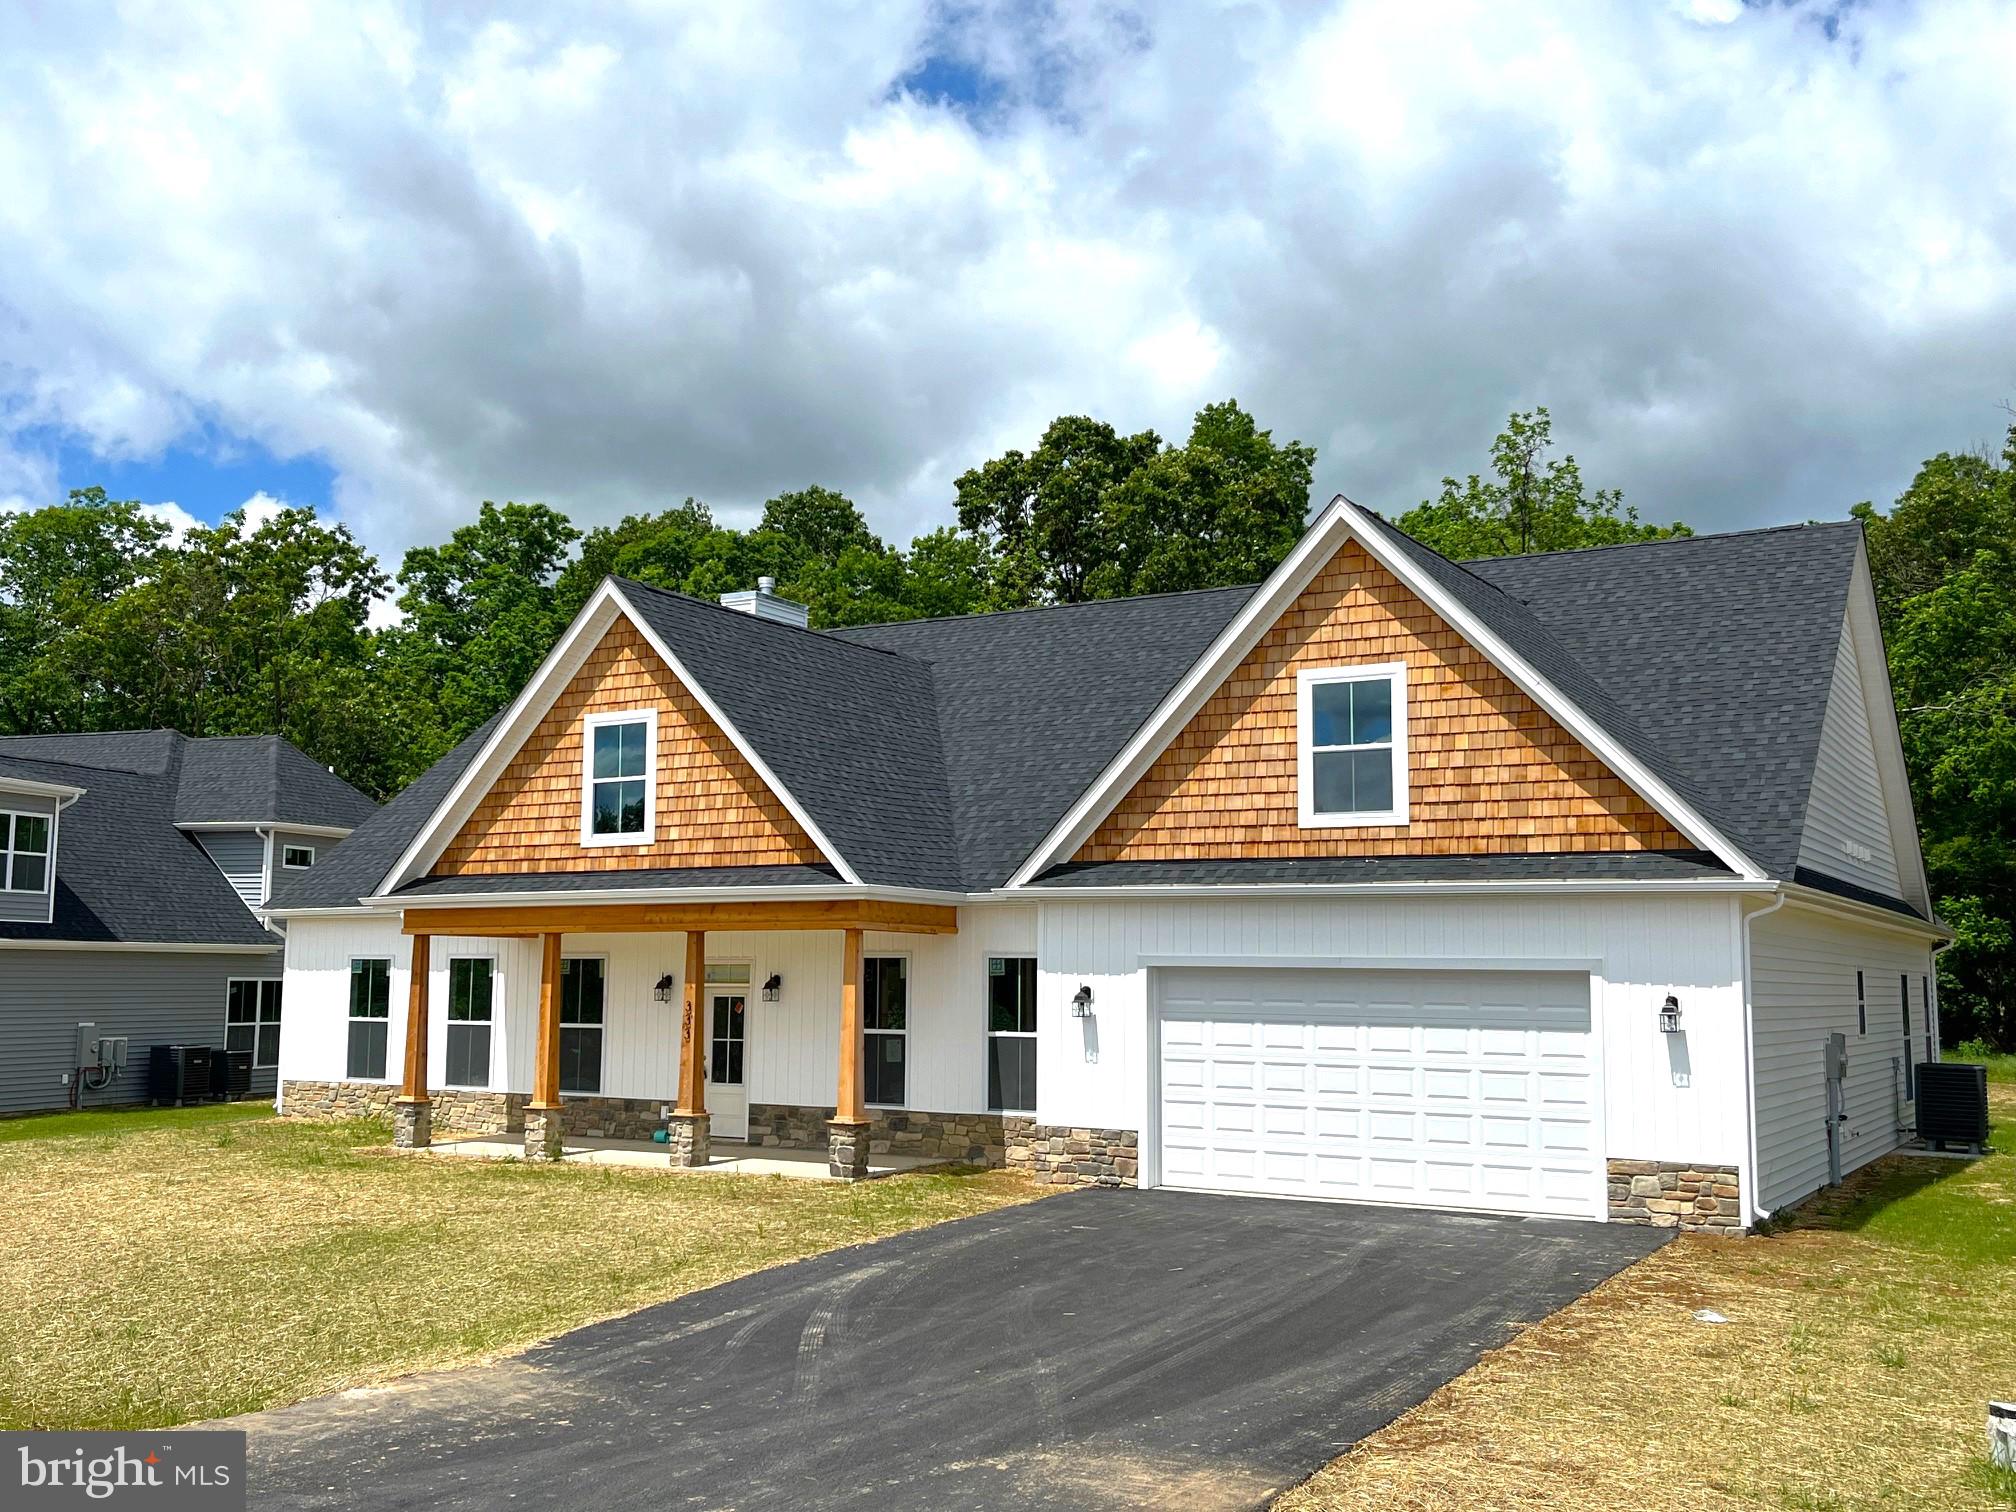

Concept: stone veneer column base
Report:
left=666, top=1113, right=710, bottom=1168
left=746, top=1103, right=1008, bottom=1165
left=391, top=1098, right=431, bottom=1149
left=1607, top=1160, right=1744, bottom=1232
left=827, top=1118, right=872, bottom=1180
left=1004, top=1120, right=1138, bottom=1187
left=524, top=1106, right=566, bottom=1160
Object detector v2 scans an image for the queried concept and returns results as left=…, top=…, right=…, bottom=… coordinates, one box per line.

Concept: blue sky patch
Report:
left=27, top=424, right=336, bottom=523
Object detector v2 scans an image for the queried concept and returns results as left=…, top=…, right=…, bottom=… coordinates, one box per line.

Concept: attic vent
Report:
left=718, top=576, right=810, bottom=630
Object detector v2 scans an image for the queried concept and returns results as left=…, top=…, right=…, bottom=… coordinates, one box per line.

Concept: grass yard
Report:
left=1278, top=1084, right=2016, bottom=1512
left=0, top=1103, right=1041, bottom=1431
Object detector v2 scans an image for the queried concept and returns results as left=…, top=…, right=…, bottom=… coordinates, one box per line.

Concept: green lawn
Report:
left=1952, top=1040, right=2016, bottom=1085
left=0, top=1103, right=1042, bottom=1430
left=1281, top=1087, right=2016, bottom=1512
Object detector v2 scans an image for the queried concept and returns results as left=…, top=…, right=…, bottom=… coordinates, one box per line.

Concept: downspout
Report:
left=1930, top=936, right=1957, bottom=1064
left=1739, top=888, right=1788, bottom=1226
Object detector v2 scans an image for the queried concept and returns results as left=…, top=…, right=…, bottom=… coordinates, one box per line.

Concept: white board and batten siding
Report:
left=278, top=906, right=1037, bottom=1118
left=1749, top=902, right=1936, bottom=1213
left=1033, top=893, right=1749, bottom=1219
left=1796, top=620, right=1902, bottom=898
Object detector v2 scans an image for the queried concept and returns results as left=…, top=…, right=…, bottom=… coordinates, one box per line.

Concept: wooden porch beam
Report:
left=401, top=899, right=958, bottom=937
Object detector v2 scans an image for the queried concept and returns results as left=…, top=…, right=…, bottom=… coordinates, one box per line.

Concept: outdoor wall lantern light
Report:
left=1072, top=984, right=1095, bottom=1018
left=762, top=973, right=782, bottom=1003
left=653, top=973, right=676, bottom=1004
left=1659, top=993, right=1683, bottom=1033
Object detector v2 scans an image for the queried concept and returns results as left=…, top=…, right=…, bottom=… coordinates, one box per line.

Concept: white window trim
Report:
left=224, top=977, right=285, bottom=1070
left=579, top=707, right=659, bottom=847
left=442, top=954, right=499, bottom=1091
left=1296, top=662, right=1410, bottom=829
left=984, top=956, right=1038, bottom=1116
left=557, top=953, right=610, bottom=1098
left=863, top=953, right=909, bottom=1110
left=1, top=808, right=52, bottom=893
left=281, top=843, right=316, bottom=870
left=346, top=957, right=396, bottom=1083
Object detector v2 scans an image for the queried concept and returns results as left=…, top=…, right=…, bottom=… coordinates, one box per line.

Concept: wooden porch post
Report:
left=836, top=926, right=865, bottom=1122
left=829, top=926, right=870, bottom=1179
left=525, top=931, right=565, bottom=1158
left=675, top=929, right=707, bottom=1117
left=393, top=932, right=431, bottom=1148
left=666, top=930, right=711, bottom=1167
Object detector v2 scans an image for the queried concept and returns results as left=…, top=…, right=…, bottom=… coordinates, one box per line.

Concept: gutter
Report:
left=341, top=883, right=975, bottom=912
left=992, top=877, right=1771, bottom=901
left=1738, top=888, right=1789, bottom=1226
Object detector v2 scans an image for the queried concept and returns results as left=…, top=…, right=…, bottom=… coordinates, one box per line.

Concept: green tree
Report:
left=1859, top=424, right=2016, bottom=1048
left=952, top=399, right=1312, bottom=607
left=1398, top=408, right=1690, bottom=558
left=378, top=501, right=580, bottom=770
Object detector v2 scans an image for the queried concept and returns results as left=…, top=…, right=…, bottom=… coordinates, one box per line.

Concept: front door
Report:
left=707, top=986, right=750, bottom=1140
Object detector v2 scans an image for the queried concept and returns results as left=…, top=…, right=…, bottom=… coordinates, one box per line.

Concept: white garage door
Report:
left=1156, top=966, right=1603, bottom=1219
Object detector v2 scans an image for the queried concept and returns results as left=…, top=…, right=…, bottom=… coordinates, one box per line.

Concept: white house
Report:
left=266, top=496, right=1947, bottom=1231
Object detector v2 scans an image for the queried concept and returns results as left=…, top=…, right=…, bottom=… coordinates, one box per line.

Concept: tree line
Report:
left=1, top=403, right=2007, bottom=1048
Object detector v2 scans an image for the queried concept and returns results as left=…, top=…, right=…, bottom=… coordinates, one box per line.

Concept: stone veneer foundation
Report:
left=1607, top=1159, right=1744, bottom=1232
left=747, top=1104, right=1007, bottom=1165
left=1004, top=1120, right=1138, bottom=1187
left=284, top=1081, right=677, bottom=1138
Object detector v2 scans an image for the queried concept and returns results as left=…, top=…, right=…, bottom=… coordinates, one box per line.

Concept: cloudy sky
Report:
left=1, top=0, right=2011, bottom=568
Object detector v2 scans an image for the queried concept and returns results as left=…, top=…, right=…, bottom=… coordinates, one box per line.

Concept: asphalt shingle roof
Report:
left=0, top=731, right=378, bottom=943
left=393, top=864, right=845, bottom=898
left=270, top=517, right=1900, bottom=912
left=1032, top=852, right=1733, bottom=888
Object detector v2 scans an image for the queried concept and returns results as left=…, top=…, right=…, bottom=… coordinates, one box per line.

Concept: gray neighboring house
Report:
left=0, top=730, right=377, bottom=1113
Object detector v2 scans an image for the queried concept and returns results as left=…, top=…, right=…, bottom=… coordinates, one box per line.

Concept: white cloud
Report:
left=138, top=501, right=204, bottom=544
left=0, top=0, right=2012, bottom=567
left=235, top=490, right=290, bottom=535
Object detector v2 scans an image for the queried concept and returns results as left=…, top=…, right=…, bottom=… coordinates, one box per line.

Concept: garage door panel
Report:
left=1157, top=967, right=1601, bottom=1220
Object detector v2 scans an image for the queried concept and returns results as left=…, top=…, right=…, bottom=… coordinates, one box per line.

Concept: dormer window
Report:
left=281, top=844, right=315, bottom=869
left=1296, top=663, right=1410, bottom=828
left=3, top=811, right=50, bottom=891
left=582, top=709, right=657, bottom=845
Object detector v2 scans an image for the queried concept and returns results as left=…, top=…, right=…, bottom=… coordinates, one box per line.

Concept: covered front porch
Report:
left=388, top=896, right=960, bottom=1179
left=423, top=1131, right=951, bottom=1179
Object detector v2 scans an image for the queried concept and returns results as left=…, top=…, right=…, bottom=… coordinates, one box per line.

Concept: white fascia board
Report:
left=380, top=580, right=864, bottom=893
left=0, top=939, right=282, bottom=955
left=1007, top=494, right=1764, bottom=885
left=1782, top=882, right=1952, bottom=942
left=1137, top=953, right=1604, bottom=973
left=609, top=584, right=862, bottom=885
left=995, top=878, right=1768, bottom=901
left=259, top=906, right=405, bottom=922
left=366, top=883, right=968, bottom=909
left=0, top=775, right=87, bottom=801
left=1843, top=539, right=1934, bottom=917
left=179, top=821, right=356, bottom=839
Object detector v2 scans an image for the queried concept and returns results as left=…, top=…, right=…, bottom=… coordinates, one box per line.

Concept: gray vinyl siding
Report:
left=267, top=830, right=328, bottom=903
left=0, top=793, right=58, bottom=925
left=196, top=830, right=267, bottom=910
left=1750, top=905, right=1931, bottom=1213
left=1795, top=619, right=1902, bottom=897
left=0, top=947, right=283, bottom=1113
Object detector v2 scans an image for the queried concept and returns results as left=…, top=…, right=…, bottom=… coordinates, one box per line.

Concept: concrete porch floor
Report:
left=424, top=1133, right=948, bottom=1180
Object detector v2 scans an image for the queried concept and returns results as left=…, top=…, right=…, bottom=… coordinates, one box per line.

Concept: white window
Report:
left=986, top=957, right=1038, bottom=1113
left=581, top=709, right=658, bottom=845
left=863, top=956, right=907, bottom=1106
left=445, top=958, right=495, bottom=1088
left=559, top=957, right=606, bottom=1094
left=281, top=844, right=315, bottom=869
left=347, top=959, right=391, bottom=1079
left=225, top=979, right=284, bottom=1068
left=1296, top=663, right=1409, bottom=827
left=2, top=811, right=51, bottom=891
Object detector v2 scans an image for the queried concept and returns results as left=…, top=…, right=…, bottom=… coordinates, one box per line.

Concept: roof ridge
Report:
left=829, top=580, right=1260, bottom=634
left=1467, top=518, right=1862, bottom=567
left=609, top=576, right=923, bottom=663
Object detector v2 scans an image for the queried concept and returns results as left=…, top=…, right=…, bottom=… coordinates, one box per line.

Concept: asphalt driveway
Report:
left=236, top=1189, right=1666, bottom=1511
